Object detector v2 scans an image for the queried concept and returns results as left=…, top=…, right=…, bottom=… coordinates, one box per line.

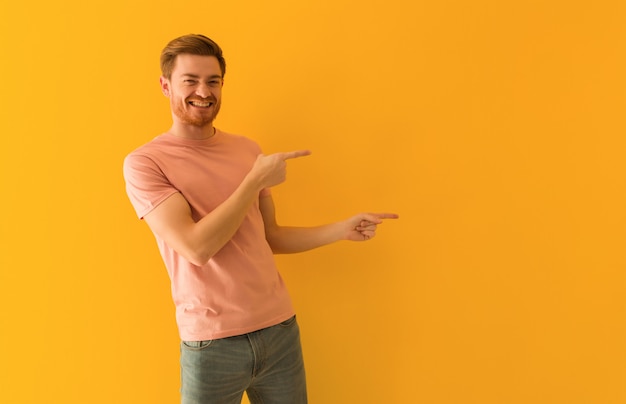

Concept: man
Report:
left=123, top=34, right=398, bottom=404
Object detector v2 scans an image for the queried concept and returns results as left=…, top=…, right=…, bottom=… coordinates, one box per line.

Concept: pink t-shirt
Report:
left=123, top=130, right=295, bottom=341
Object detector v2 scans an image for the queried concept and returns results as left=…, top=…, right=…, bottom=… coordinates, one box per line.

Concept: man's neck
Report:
left=168, top=122, right=216, bottom=140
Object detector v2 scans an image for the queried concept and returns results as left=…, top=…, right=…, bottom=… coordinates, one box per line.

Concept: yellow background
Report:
left=1, top=0, right=625, bottom=403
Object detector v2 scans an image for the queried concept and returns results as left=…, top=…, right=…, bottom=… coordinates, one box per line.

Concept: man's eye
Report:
left=184, top=80, right=196, bottom=84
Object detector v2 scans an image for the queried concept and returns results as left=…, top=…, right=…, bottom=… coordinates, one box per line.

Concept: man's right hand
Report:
left=249, top=150, right=311, bottom=189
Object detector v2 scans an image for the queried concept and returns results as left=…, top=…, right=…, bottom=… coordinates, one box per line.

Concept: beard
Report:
left=172, top=97, right=221, bottom=127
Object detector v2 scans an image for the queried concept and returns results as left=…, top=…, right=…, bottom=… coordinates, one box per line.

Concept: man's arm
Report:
left=143, top=150, right=310, bottom=266
left=259, top=195, right=399, bottom=254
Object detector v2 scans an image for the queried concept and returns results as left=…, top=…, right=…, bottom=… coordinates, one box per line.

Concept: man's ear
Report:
left=159, top=76, right=171, bottom=97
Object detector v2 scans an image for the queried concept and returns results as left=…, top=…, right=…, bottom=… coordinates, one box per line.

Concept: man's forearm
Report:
left=265, top=222, right=346, bottom=254
left=263, top=212, right=399, bottom=255
left=187, top=176, right=262, bottom=264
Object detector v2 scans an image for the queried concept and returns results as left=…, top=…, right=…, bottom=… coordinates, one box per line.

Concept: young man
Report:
left=123, top=34, right=398, bottom=404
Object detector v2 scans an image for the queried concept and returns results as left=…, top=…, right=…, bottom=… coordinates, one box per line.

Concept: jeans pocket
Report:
left=279, top=315, right=297, bottom=327
left=182, top=340, right=213, bottom=350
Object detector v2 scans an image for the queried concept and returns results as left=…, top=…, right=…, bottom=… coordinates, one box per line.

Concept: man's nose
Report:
left=195, top=83, right=211, bottom=98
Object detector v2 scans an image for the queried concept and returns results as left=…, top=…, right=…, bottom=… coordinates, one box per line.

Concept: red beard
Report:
left=172, top=98, right=221, bottom=127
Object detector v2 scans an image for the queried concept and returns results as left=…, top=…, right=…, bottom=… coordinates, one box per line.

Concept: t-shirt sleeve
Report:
left=123, top=152, right=179, bottom=219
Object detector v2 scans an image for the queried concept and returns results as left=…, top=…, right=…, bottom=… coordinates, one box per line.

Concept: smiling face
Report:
left=160, top=54, right=223, bottom=128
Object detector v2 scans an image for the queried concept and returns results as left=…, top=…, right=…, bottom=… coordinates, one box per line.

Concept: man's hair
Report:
left=160, top=34, right=226, bottom=79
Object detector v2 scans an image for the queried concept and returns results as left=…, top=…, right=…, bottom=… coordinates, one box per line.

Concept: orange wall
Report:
left=1, top=1, right=625, bottom=403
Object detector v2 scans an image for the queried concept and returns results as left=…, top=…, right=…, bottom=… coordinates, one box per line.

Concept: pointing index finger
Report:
left=281, top=150, right=312, bottom=160
left=377, top=213, right=400, bottom=219
left=363, top=213, right=400, bottom=223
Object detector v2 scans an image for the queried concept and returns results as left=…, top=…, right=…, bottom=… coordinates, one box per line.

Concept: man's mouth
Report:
left=188, top=100, right=213, bottom=108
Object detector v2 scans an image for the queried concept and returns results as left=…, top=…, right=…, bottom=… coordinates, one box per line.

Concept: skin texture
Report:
left=145, top=53, right=398, bottom=266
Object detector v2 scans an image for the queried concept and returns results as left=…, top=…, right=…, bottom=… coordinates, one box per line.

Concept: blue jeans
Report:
left=180, top=316, right=307, bottom=404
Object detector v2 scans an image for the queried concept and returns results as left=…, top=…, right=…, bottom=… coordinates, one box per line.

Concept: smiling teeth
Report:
left=190, top=101, right=211, bottom=107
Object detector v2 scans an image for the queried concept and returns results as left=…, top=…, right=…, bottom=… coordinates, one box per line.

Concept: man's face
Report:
left=160, top=54, right=223, bottom=127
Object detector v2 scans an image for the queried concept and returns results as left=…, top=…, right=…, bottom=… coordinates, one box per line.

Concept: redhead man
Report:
left=123, top=34, right=398, bottom=404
